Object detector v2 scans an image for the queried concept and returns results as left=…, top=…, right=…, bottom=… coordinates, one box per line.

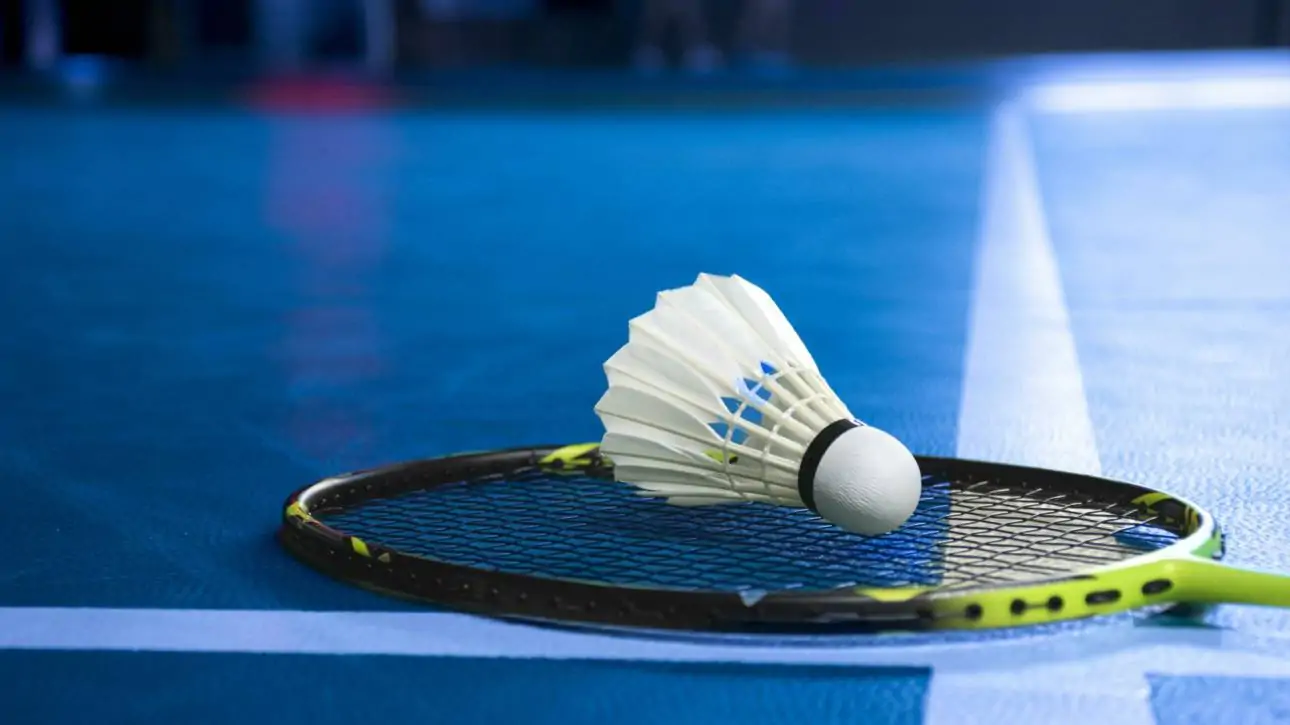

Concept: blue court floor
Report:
left=1, top=50, right=1289, bottom=724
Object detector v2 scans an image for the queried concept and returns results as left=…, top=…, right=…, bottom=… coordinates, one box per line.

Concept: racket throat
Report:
left=1168, top=557, right=1290, bottom=609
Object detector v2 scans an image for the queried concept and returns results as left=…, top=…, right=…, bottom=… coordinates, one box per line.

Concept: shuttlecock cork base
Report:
left=795, top=419, right=923, bottom=536
left=595, top=272, right=923, bottom=537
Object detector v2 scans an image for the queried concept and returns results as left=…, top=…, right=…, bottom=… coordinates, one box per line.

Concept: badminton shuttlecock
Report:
left=594, top=273, right=922, bottom=537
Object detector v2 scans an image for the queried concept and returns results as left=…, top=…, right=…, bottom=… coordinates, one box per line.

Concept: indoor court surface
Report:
left=2, top=50, right=1290, bottom=724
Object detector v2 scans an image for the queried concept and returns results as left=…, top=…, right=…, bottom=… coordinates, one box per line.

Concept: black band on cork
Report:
left=797, top=418, right=861, bottom=512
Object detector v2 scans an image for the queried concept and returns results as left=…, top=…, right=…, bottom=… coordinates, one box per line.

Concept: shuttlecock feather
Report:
left=594, top=273, right=922, bottom=536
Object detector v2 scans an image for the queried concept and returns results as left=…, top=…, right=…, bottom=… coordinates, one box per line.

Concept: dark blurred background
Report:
left=1, top=0, right=1287, bottom=81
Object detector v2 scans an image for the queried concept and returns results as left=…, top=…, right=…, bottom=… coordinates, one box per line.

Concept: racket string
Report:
left=321, top=470, right=1183, bottom=593
left=933, top=486, right=1168, bottom=587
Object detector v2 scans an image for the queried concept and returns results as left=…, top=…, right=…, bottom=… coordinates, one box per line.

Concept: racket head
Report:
left=277, top=443, right=1223, bottom=632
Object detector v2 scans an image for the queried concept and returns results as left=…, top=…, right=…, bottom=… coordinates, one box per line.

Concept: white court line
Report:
left=955, top=103, right=1100, bottom=476
left=930, top=104, right=1124, bottom=722
left=0, top=606, right=1286, bottom=667
left=1028, top=77, right=1290, bottom=113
